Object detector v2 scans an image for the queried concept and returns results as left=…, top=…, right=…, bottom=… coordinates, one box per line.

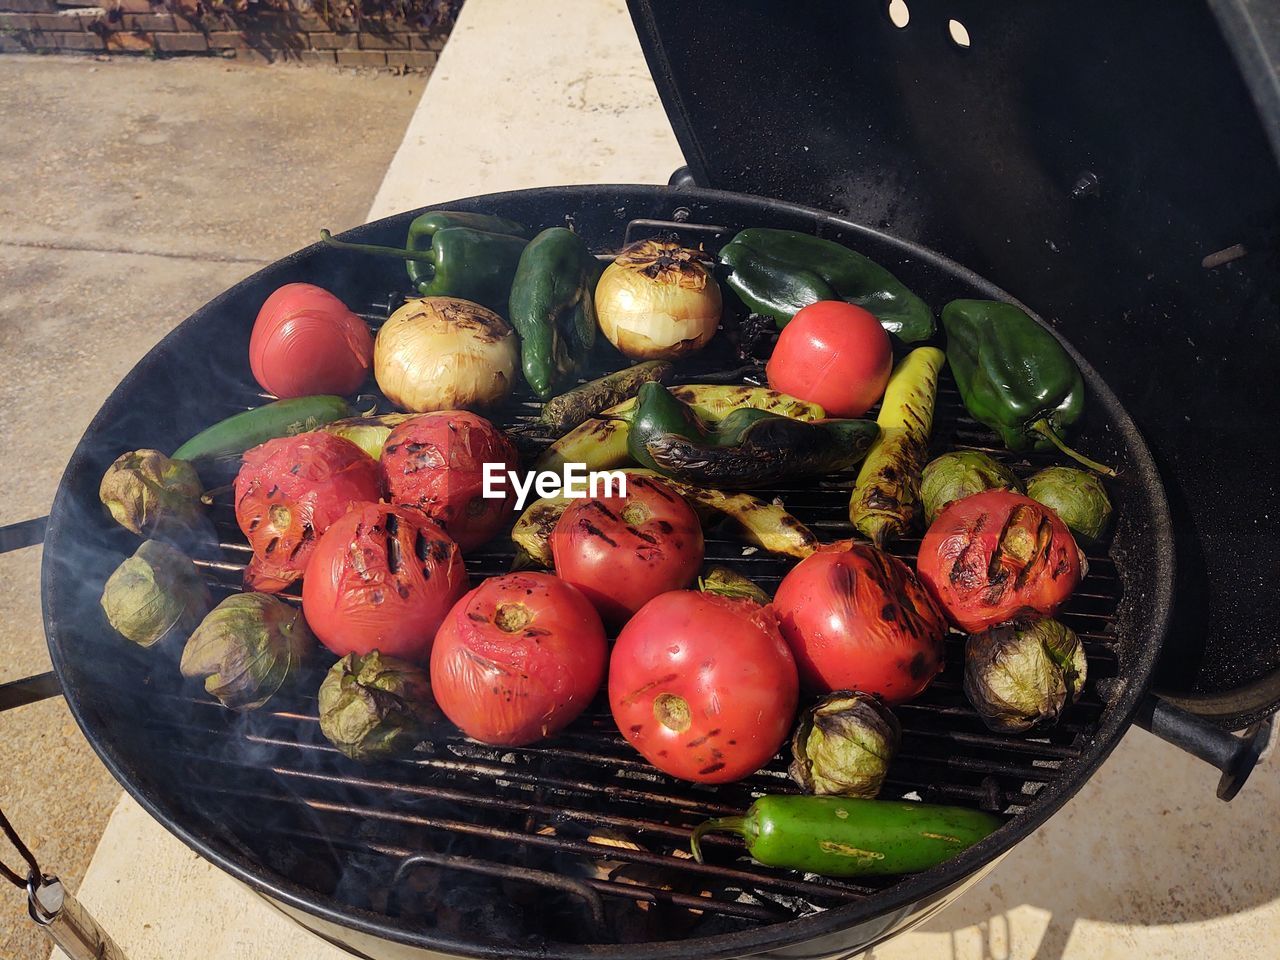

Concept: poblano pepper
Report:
left=626, top=382, right=878, bottom=489
left=719, top=227, right=935, bottom=342
left=320, top=210, right=529, bottom=313
left=508, top=227, right=603, bottom=399
left=941, top=299, right=1116, bottom=476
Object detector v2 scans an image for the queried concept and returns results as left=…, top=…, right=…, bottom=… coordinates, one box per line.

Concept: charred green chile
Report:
left=691, top=795, right=1000, bottom=878
left=321, top=211, right=529, bottom=313
left=627, top=383, right=876, bottom=489
left=719, top=228, right=935, bottom=342
left=535, top=360, right=673, bottom=434
left=508, top=227, right=604, bottom=398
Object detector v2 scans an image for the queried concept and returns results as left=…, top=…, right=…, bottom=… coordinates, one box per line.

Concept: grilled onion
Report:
left=595, top=240, right=721, bottom=359
left=374, top=296, right=517, bottom=412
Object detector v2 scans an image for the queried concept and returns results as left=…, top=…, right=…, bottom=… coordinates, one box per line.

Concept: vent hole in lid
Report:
left=948, top=18, right=972, bottom=48
left=887, top=0, right=909, bottom=28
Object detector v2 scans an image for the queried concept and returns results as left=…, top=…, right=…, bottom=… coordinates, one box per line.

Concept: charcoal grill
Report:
left=3, top=2, right=1279, bottom=959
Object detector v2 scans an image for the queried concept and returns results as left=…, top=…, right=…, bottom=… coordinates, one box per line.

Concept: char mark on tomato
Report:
left=578, top=519, right=618, bottom=548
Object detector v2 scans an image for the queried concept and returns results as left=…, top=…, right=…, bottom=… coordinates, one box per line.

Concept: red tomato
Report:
left=301, top=503, right=467, bottom=662
left=773, top=541, right=947, bottom=703
left=550, top=475, right=703, bottom=628
left=381, top=411, right=518, bottom=552
left=766, top=301, right=892, bottom=417
left=609, top=591, right=798, bottom=783
left=234, top=432, right=383, bottom=592
left=250, top=283, right=374, bottom=399
left=917, top=490, right=1082, bottom=632
left=431, top=572, right=607, bottom=745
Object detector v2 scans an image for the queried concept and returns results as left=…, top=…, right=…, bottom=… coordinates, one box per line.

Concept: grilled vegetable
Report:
left=942, top=299, right=1116, bottom=475
left=848, top=347, right=946, bottom=544
left=595, top=239, right=722, bottom=359
left=1025, top=466, right=1112, bottom=542
left=964, top=619, right=1087, bottom=733
left=789, top=691, right=900, bottom=798
left=511, top=469, right=818, bottom=568
left=374, top=296, right=518, bottom=412
left=100, top=540, right=212, bottom=648
left=698, top=565, right=771, bottom=605
left=535, top=361, right=673, bottom=434
left=321, top=412, right=418, bottom=460
left=234, top=433, right=382, bottom=593
left=249, top=284, right=373, bottom=399
left=508, top=227, right=602, bottom=398
left=920, top=451, right=1023, bottom=526
left=172, top=395, right=354, bottom=462
left=917, top=490, right=1083, bottom=633
left=318, top=651, right=440, bottom=761
left=766, top=301, right=893, bottom=417
left=321, top=211, right=529, bottom=313
left=535, top=384, right=824, bottom=473
left=99, top=449, right=208, bottom=543
left=180, top=592, right=314, bottom=711
left=690, top=795, right=1000, bottom=877
left=718, top=227, right=935, bottom=342
left=773, top=542, right=947, bottom=702
left=640, top=409, right=879, bottom=490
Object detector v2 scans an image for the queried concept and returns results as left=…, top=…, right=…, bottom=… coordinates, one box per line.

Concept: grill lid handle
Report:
left=1134, top=695, right=1274, bottom=801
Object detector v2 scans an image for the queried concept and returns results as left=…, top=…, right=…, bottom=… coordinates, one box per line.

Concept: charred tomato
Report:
left=301, top=503, right=467, bottom=662
left=917, top=490, right=1083, bottom=632
left=381, top=411, right=519, bottom=552
left=772, top=541, right=947, bottom=703
left=430, top=572, right=607, bottom=746
left=609, top=590, right=798, bottom=783
left=550, top=474, right=703, bottom=628
left=234, top=432, right=382, bottom=592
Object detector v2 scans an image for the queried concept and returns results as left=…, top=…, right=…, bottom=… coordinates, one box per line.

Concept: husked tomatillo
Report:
left=100, top=540, right=212, bottom=648
left=963, top=619, right=1087, bottom=733
left=789, top=691, right=900, bottom=798
left=318, top=651, right=440, bottom=761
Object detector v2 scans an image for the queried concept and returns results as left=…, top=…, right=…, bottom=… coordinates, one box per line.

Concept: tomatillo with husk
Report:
left=318, top=651, right=440, bottom=761
left=963, top=618, right=1087, bottom=733
left=100, top=540, right=212, bottom=648
left=789, top=691, right=900, bottom=798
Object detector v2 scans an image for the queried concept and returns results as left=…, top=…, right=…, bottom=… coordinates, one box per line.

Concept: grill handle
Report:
left=1134, top=695, right=1273, bottom=801
left=0, top=516, right=63, bottom=713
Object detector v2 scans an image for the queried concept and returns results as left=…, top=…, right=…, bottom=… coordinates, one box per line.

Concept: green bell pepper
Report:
left=320, top=210, right=529, bottom=313
left=626, top=382, right=878, bottom=489
left=942, top=299, right=1115, bottom=475
left=719, top=227, right=935, bottom=341
left=508, top=227, right=603, bottom=399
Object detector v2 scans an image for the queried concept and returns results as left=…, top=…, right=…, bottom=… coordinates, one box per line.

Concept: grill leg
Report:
left=0, top=518, right=62, bottom=712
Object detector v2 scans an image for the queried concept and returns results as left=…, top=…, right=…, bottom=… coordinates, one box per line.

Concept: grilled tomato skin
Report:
left=609, top=590, right=798, bottom=783
left=916, top=490, right=1082, bottom=633
left=234, top=432, right=382, bottom=592
left=772, top=541, right=948, bottom=703
left=550, top=475, right=703, bottom=629
left=302, top=503, right=467, bottom=662
left=431, top=572, right=607, bottom=746
left=381, top=410, right=518, bottom=553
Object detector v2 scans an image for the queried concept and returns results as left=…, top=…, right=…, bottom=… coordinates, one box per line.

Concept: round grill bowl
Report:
left=41, top=185, right=1173, bottom=960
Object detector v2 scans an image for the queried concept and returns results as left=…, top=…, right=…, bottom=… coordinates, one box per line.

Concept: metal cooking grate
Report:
left=150, top=230, right=1123, bottom=945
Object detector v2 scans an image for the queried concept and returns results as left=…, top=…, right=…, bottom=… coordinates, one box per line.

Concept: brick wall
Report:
left=0, top=0, right=457, bottom=69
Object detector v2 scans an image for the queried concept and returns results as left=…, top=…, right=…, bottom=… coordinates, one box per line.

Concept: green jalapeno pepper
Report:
left=508, top=227, right=603, bottom=399
left=691, top=795, right=1001, bottom=878
left=320, top=211, right=529, bottom=314
left=719, top=227, right=935, bottom=342
left=626, top=382, right=878, bottom=489
left=942, top=299, right=1116, bottom=475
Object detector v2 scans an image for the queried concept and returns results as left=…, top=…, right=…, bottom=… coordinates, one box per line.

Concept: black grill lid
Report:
left=629, top=0, right=1280, bottom=728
